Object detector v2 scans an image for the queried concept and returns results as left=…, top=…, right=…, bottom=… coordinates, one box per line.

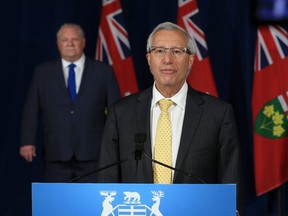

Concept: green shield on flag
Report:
left=255, top=96, right=288, bottom=139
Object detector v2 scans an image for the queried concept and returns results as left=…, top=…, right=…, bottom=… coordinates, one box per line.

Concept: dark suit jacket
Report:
left=98, top=85, right=240, bottom=185
left=21, top=57, right=120, bottom=161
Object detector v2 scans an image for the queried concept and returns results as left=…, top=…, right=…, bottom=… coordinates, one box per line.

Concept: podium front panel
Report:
left=32, top=183, right=236, bottom=215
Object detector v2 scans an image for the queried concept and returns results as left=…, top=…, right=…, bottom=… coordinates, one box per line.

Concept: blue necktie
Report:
left=68, top=64, right=76, bottom=103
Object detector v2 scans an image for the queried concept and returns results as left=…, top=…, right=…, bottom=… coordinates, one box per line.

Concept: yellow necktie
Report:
left=153, top=99, right=174, bottom=184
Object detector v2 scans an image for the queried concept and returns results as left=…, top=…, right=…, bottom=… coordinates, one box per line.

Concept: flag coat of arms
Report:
left=96, top=0, right=138, bottom=97
left=252, top=25, right=288, bottom=195
left=177, top=0, right=218, bottom=97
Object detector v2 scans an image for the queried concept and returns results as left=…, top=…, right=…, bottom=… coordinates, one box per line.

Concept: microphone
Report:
left=134, top=133, right=147, bottom=182
left=134, top=133, right=146, bottom=160
left=70, top=133, right=147, bottom=183
left=134, top=133, right=206, bottom=184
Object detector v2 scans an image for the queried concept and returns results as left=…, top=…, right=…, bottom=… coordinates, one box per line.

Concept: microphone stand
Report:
left=133, top=133, right=206, bottom=184
left=143, top=151, right=206, bottom=184
left=68, top=153, right=134, bottom=183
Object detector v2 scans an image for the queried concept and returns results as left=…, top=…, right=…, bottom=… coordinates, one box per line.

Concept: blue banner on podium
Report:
left=32, top=183, right=236, bottom=215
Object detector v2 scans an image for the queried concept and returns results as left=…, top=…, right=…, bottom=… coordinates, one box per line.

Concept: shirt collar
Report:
left=151, top=82, right=188, bottom=110
left=62, top=54, right=85, bottom=68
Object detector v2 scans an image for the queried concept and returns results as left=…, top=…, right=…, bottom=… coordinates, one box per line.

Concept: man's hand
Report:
left=20, top=145, right=36, bottom=162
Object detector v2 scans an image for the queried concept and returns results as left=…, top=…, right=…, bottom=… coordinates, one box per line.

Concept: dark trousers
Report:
left=44, top=157, right=98, bottom=183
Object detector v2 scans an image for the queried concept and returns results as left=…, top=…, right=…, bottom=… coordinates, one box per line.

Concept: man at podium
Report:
left=98, top=21, right=241, bottom=213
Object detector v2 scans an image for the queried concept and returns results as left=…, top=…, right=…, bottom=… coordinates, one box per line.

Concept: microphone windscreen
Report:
left=134, top=133, right=147, bottom=144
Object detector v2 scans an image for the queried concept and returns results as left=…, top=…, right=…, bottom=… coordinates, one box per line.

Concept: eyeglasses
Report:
left=148, top=47, right=191, bottom=57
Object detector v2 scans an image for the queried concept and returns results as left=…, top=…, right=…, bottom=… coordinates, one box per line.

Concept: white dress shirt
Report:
left=150, top=82, right=188, bottom=173
left=62, top=54, right=85, bottom=93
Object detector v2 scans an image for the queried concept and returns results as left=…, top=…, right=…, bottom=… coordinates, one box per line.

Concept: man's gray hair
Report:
left=146, top=21, right=196, bottom=55
left=57, top=23, right=85, bottom=38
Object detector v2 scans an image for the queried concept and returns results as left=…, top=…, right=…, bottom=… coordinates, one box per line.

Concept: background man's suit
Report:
left=21, top=58, right=120, bottom=162
left=98, top=85, right=240, bottom=185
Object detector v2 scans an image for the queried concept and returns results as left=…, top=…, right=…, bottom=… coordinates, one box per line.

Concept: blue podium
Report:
left=32, top=183, right=236, bottom=215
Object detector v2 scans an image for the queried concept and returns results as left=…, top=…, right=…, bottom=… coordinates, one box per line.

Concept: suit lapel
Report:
left=54, top=60, right=70, bottom=100
left=74, top=58, right=89, bottom=102
left=133, top=87, right=204, bottom=182
left=174, top=87, right=204, bottom=180
left=135, top=88, right=153, bottom=182
left=135, top=88, right=153, bottom=156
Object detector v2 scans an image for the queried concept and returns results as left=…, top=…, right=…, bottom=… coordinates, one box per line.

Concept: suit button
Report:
left=70, top=110, right=74, bottom=114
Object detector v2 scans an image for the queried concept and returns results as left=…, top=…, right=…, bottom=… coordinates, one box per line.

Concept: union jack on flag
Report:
left=177, top=0, right=218, bottom=97
left=254, top=25, right=288, bottom=72
left=96, top=0, right=138, bottom=96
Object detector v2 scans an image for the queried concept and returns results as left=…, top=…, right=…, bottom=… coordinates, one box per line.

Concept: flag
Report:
left=96, top=0, right=138, bottom=96
left=177, top=0, right=218, bottom=97
left=252, top=25, right=288, bottom=196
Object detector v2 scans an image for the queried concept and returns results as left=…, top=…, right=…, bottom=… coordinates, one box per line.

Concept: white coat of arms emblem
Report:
left=100, top=190, right=164, bottom=216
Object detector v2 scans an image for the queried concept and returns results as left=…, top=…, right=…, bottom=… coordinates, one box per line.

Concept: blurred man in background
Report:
left=20, top=23, right=120, bottom=182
